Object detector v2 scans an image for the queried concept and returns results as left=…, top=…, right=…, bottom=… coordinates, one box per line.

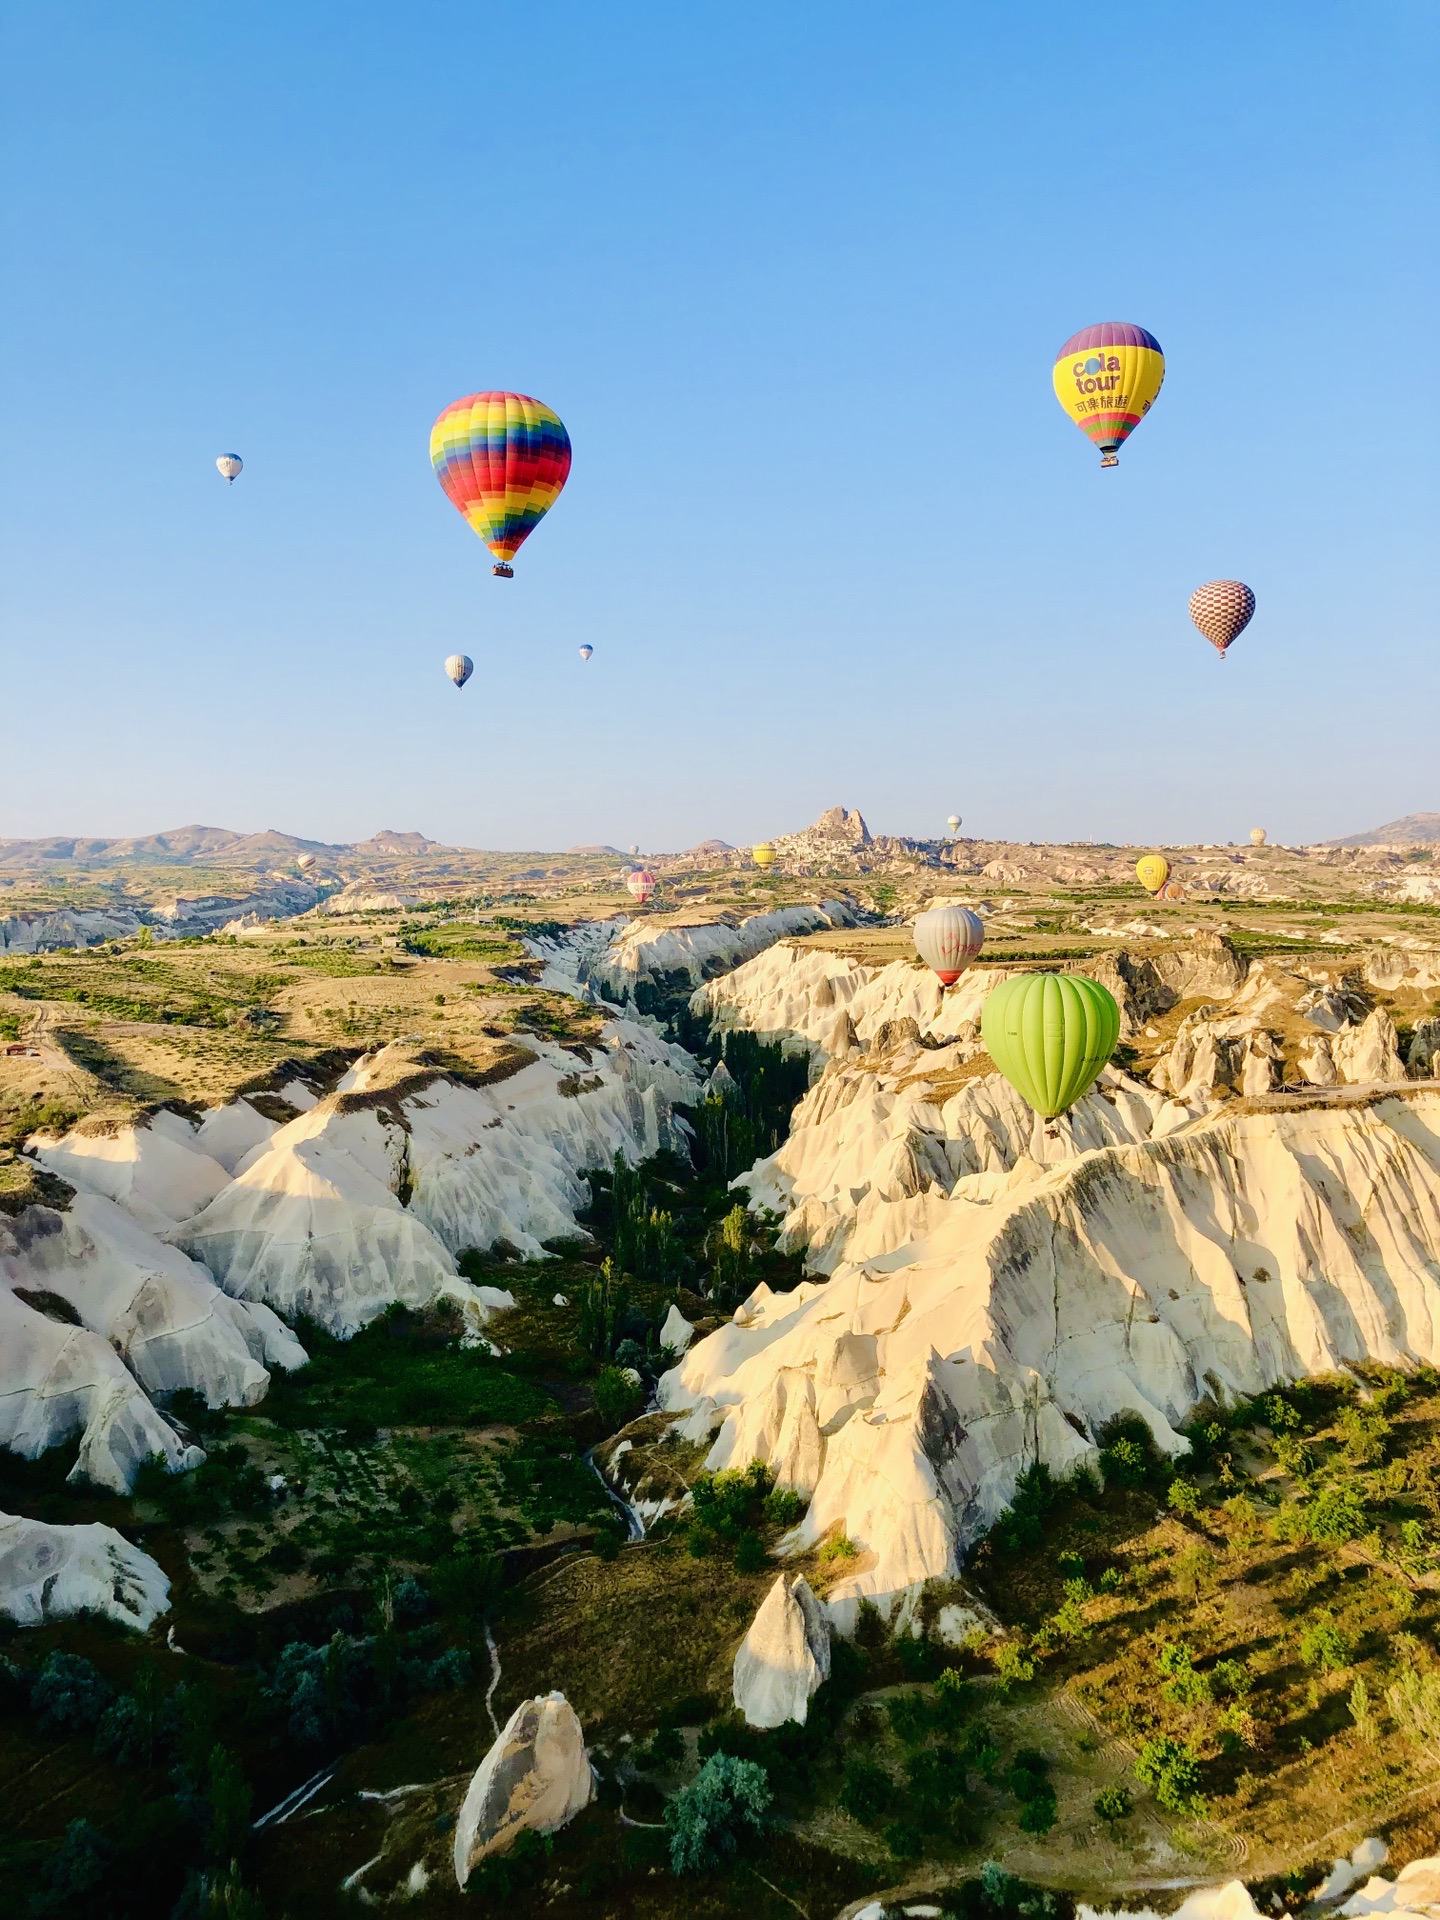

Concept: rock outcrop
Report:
left=662, top=1088, right=1440, bottom=1621
left=453, top=1691, right=593, bottom=1885
left=583, top=901, right=857, bottom=1003
left=732, top=1572, right=831, bottom=1727
left=0, top=1512, right=170, bottom=1629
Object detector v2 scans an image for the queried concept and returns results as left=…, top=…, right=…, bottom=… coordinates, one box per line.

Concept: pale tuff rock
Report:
left=0, top=1250, right=200, bottom=1492
left=153, top=1099, right=279, bottom=1175
left=180, top=1024, right=699, bottom=1335
left=1332, top=1008, right=1407, bottom=1085
left=34, top=1122, right=231, bottom=1235
left=1080, top=1845, right=1431, bottom=1920
left=1409, top=1018, right=1440, bottom=1077
left=453, top=1691, right=594, bottom=1885
left=660, top=1303, right=694, bottom=1353
left=0, top=1512, right=170, bottom=1630
left=3, top=1194, right=304, bottom=1406
left=586, top=901, right=857, bottom=1002
left=732, top=1572, right=832, bottom=1728
left=663, top=1091, right=1440, bottom=1616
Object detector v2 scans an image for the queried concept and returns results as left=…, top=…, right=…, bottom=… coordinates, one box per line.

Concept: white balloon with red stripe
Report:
left=626, top=869, right=655, bottom=904
left=914, top=903, right=984, bottom=986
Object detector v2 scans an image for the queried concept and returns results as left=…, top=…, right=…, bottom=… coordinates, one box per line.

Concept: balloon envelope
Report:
left=430, top=391, right=571, bottom=569
left=752, top=844, right=776, bottom=869
left=578, top=645, right=593, bottom=662
left=216, top=454, right=243, bottom=483
left=1135, top=854, right=1171, bottom=894
left=444, top=654, right=473, bottom=689
left=1052, top=323, right=1164, bottom=467
left=914, top=904, right=984, bottom=986
left=297, top=854, right=316, bottom=872
left=1250, top=827, right=1267, bottom=846
left=1190, top=581, right=1255, bottom=657
left=628, top=844, right=639, bottom=857
left=981, top=973, right=1120, bottom=1119
left=946, top=815, right=961, bottom=833
left=1158, top=880, right=1186, bottom=901
left=626, top=869, right=655, bottom=903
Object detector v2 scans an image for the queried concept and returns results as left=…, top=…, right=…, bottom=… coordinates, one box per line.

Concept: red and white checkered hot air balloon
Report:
left=1189, top=580, right=1255, bottom=659
left=913, top=903, right=985, bottom=986
left=626, top=869, right=656, bottom=905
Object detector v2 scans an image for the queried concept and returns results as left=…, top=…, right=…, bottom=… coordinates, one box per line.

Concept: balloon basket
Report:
left=492, top=563, right=514, bottom=578
left=1099, top=454, right=1119, bottom=469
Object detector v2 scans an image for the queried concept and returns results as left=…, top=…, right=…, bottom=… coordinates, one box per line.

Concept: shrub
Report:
left=31, top=1819, right=112, bottom=1913
left=666, top=1752, right=772, bottom=1874
left=733, top=1531, right=768, bottom=1573
left=820, top=1533, right=858, bottom=1563
left=29, top=1652, right=112, bottom=1735
left=1134, top=1735, right=1204, bottom=1814
left=1167, top=1478, right=1203, bottom=1519
left=995, top=1641, right=1036, bottom=1693
left=1157, top=1642, right=1212, bottom=1709
left=839, top=1756, right=895, bottom=1824
left=593, top=1364, right=643, bottom=1431
left=883, top=1817, right=923, bottom=1860
left=1299, top=1614, right=1353, bottom=1673
left=1385, top=1664, right=1440, bottom=1767
left=1018, top=1786, right=1058, bottom=1834
left=1094, top=1784, right=1132, bottom=1823
left=763, top=1487, right=807, bottom=1530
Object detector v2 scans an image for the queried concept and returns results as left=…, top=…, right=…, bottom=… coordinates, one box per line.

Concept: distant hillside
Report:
left=1325, top=812, right=1440, bottom=847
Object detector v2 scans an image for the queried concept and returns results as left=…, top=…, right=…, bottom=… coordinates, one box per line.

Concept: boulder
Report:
left=732, top=1572, right=831, bottom=1728
left=453, top=1692, right=593, bottom=1886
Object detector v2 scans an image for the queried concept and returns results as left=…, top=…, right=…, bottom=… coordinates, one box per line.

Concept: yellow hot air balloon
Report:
left=752, top=844, right=776, bottom=869
left=1135, top=854, right=1170, bottom=895
left=1250, top=827, right=1267, bottom=847
left=1052, top=324, right=1165, bottom=468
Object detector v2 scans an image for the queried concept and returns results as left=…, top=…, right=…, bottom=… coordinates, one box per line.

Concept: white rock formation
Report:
left=732, top=1572, right=831, bottom=1727
left=4, top=1193, right=304, bottom=1405
left=34, top=1122, right=231, bottom=1235
left=587, top=901, right=857, bottom=1003
left=0, top=1512, right=170, bottom=1629
left=660, top=1303, right=694, bottom=1353
left=663, top=1088, right=1440, bottom=1620
left=453, top=1691, right=594, bottom=1885
left=1079, top=1847, right=1434, bottom=1920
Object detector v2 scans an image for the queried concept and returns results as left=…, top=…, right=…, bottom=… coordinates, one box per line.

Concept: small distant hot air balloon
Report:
left=578, top=645, right=593, bottom=663
left=445, top=654, right=473, bottom=690
left=1158, top=879, right=1186, bottom=901
left=981, top=973, right=1120, bottom=1121
left=1190, top=581, right=1255, bottom=659
left=752, top=844, right=776, bottom=869
left=1250, top=827, right=1267, bottom=847
left=216, top=454, right=243, bottom=484
left=628, top=844, right=639, bottom=857
left=914, top=904, right=984, bottom=986
left=1052, top=324, right=1165, bottom=468
left=297, top=854, right=317, bottom=872
left=430, top=392, right=571, bottom=577
left=626, top=869, right=655, bottom=905
left=946, top=814, right=961, bottom=836
left=1135, top=854, right=1171, bottom=895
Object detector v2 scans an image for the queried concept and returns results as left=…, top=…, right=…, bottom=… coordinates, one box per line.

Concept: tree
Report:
left=593, top=1364, right=643, bottom=1431
left=1134, top=1736, right=1205, bottom=1814
left=1385, top=1664, right=1440, bottom=1768
left=1095, top=1784, right=1132, bottom=1823
left=1299, top=1614, right=1352, bottom=1674
left=29, top=1652, right=112, bottom=1735
left=666, top=1752, right=772, bottom=1873
left=31, top=1819, right=111, bottom=1913
left=1167, top=1478, right=1203, bottom=1520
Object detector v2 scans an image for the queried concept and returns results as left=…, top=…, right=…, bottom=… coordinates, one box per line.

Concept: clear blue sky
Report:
left=2, top=2, right=1435, bottom=851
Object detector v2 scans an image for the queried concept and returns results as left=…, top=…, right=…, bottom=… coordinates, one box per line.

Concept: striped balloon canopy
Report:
left=430, top=392, right=571, bottom=574
left=914, top=904, right=984, bottom=986
left=1052, top=323, right=1165, bottom=468
left=626, top=869, right=656, bottom=904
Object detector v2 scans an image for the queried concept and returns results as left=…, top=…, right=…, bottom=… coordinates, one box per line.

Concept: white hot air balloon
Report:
left=578, top=645, right=594, bottom=662
left=297, top=854, right=317, bottom=872
left=216, top=454, right=243, bottom=484
left=1250, top=827, right=1267, bottom=847
left=946, top=814, right=961, bottom=835
left=628, top=844, right=639, bottom=857
left=913, top=903, right=984, bottom=986
left=444, top=654, right=473, bottom=690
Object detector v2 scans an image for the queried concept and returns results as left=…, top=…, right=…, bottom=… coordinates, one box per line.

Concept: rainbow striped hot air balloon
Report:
left=1052, top=323, right=1165, bottom=468
left=626, top=869, right=656, bottom=905
left=430, top=392, right=571, bottom=577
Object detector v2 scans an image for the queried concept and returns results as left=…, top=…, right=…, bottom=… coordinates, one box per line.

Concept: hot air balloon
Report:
left=946, top=815, right=961, bottom=836
left=297, top=854, right=317, bottom=872
left=430, top=392, right=571, bottom=577
left=1190, top=581, right=1255, bottom=659
left=626, top=869, right=655, bottom=905
left=1250, top=828, right=1267, bottom=847
left=752, top=844, right=776, bottom=869
left=981, top=973, right=1120, bottom=1120
left=1052, top=324, right=1165, bottom=468
left=216, top=454, right=243, bottom=484
left=628, top=844, right=640, bottom=857
left=1135, top=854, right=1171, bottom=895
left=445, top=654, right=473, bottom=690
left=578, top=645, right=593, bottom=663
left=914, top=904, right=984, bottom=986
left=1158, top=879, right=1186, bottom=901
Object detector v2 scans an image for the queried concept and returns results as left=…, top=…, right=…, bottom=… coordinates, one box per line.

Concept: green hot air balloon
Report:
left=980, top=973, right=1120, bottom=1122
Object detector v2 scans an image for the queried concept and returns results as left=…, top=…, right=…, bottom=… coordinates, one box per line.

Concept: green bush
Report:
left=839, top=1756, right=895, bottom=1824
left=1094, top=1784, right=1132, bottom=1822
left=666, top=1752, right=772, bottom=1874
left=1299, top=1613, right=1352, bottom=1672
left=593, top=1364, right=644, bottom=1430
left=1134, top=1735, right=1204, bottom=1814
